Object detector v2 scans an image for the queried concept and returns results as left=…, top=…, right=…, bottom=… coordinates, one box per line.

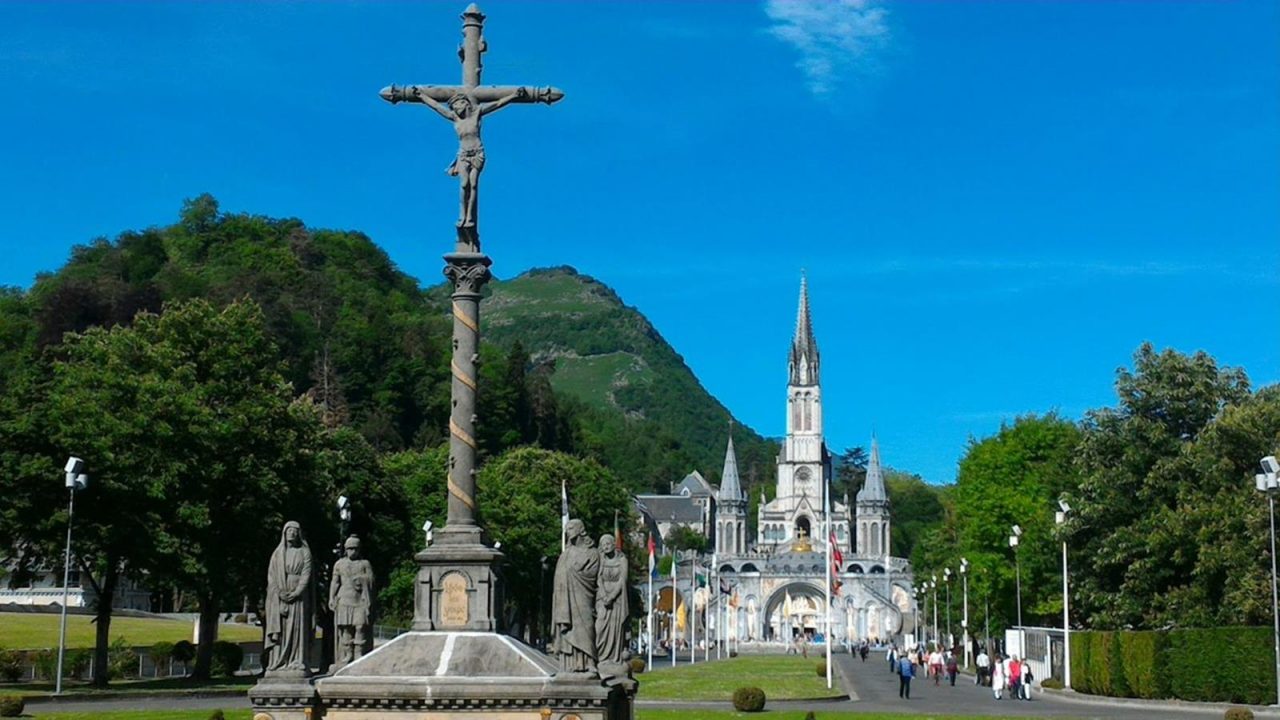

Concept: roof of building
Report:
left=635, top=494, right=705, bottom=524
left=789, top=275, right=820, bottom=386
left=673, top=470, right=715, bottom=498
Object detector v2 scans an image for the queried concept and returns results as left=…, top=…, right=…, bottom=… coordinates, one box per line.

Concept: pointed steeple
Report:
left=789, top=274, right=820, bottom=386
left=718, top=431, right=745, bottom=502
left=857, top=435, right=887, bottom=503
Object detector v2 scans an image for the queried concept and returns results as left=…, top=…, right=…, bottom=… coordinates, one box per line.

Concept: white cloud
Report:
left=763, top=0, right=888, bottom=96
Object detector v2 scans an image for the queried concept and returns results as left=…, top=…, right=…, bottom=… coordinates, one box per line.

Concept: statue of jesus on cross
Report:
left=380, top=3, right=563, bottom=244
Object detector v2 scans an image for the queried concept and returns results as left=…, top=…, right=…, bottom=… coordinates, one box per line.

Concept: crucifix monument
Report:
left=248, top=6, right=634, bottom=719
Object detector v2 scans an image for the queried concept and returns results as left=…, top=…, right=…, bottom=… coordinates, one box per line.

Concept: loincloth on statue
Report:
left=447, top=147, right=486, bottom=176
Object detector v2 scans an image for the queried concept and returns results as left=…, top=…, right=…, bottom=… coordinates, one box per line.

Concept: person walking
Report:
left=898, top=652, right=915, bottom=699
left=946, top=650, right=959, bottom=686
left=976, top=647, right=990, bottom=686
left=929, top=647, right=943, bottom=686
left=1021, top=661, right=1034, bottom=700
left=1008, top=655, right=1022, bottom=701
left=886, top=643, right=897, bottom=673
left=992, top=654, right=1007, bottom=700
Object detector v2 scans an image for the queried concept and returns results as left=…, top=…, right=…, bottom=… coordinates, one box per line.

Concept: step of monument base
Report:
left=249, top=631, right=634, bottom=720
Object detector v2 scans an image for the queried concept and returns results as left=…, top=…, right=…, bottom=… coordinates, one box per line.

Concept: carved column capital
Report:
left=443, top=252, right=493, bottom=295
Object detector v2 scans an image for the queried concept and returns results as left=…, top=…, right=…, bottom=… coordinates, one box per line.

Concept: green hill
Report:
left=0, top=198, right=776, bottom=494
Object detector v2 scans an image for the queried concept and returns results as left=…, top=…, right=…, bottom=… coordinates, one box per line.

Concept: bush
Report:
left=171, top=640, right=196, bottom=664
left=0, top=695, right=23, bottom=717
left=208, top=711, right=226, bottom=720
left=1040, top=678, right=1064, bottom=690
left=211, top=641, right=243, bottom=677
left=814, top=661, right=826, bottom=677
left=732, top=686, right=766, bottom=712
left=149, top=641, right=175, bottom=674
left=628, top=657, right=646, bottom=674
left=1224, top=708, right=1254, bottom=720
left=32, top=649, right=56, bottom=681
left=66, top=648, right=91, bottom=679
left=1118, top=631, right=1165, bottom=699
left=107, top=636, right=138, bottom=679
left=804, top=713, right=817, bottom=720
left=0, top=649, right=22, bottom=683
left=728, top=650, right=738, bottom=658
left=233, top=613, right=248, bottom=624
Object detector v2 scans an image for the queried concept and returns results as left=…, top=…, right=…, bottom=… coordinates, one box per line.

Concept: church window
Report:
left=790, top=399, right=800, bottom=431
left=870, top=522, right=880, bottom=555
left=802, top=395, right=812, bottom=430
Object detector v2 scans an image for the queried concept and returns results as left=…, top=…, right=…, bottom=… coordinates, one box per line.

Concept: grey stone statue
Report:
left=552, top=518, right=599, bottom=674
left=595, top=534, right=630, bottom=677
left=264, top=520, right=315, bottom=676
left=329, top=535, right=375, bottom=670
left=408, top=86, right=530, bottom=229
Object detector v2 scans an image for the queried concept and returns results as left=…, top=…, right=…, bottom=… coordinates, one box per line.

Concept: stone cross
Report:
left=380, top=3, right=563, bottom=251
left=380, top=4, right=561, bottom=547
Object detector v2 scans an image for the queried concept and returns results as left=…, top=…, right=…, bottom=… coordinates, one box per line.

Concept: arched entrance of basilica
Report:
left=762, top=582, right=828, bottom=643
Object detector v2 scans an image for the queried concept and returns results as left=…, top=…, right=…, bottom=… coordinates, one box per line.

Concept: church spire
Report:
left=857, top=435, right=887, bottom=503
left=718, top=431, right=744, bottom=502
left=789, top=274, right=820, bottom=386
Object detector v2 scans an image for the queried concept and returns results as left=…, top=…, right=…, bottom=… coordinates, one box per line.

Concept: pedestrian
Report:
left=898, top=653, right=914, bottom=699
left=991, top=654, right=1006, bottom=700
left=929, top=647, right=943, bottom=686
left=976, top=647, right=990, bottom=686
left=1021, top=662, right=1034, bottom=700
left=859, top=642, right=868, bottom=662
left=946, top=651, right=959, bottom=686
left=1009, top=655, right=1023, bottom=701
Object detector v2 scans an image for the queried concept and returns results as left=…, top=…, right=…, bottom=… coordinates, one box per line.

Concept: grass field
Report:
left=0, top=613, right=261, bottom=650
left=638, top=655, right=843, bottom=701
left=6, top=676, right=254, bottom=696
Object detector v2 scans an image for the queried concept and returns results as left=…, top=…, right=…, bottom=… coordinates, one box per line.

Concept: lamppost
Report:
left=960, top=558, right=970, bottom=667
left=930, top=576, right=938, bottom=650
left=1055, top=500, right=1072, bottom=689
left=1254, top=455, right=1280, bottom=707
left=944, top=567, right=953, bottom=650
left=913, top=587, right=921, bottom=648
left=1009, top=524, right=1024, bottom=629
left=539, top=556, right=550, bottom=652
left=55, top=457, right=88, bottom=695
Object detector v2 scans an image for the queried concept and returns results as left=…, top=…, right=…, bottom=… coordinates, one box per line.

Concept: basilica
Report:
left=641, top=278, right=917, bottom=648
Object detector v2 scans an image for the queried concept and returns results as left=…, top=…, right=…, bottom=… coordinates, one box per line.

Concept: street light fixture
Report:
left=1009, top=524, right=1023, bottom=630
left=56, top=456, right=88, bottom=695
left=1254, top=456, right=1280, bottom=707
left=1055, top=499, right=1072, bottom=689
left=944, top=567, right=953, bottom=649
left=960, top=558, right=970, bottom=667
left=930, top=576, right=938, bottom=650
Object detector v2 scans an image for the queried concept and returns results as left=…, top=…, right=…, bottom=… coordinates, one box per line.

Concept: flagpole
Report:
left=824, top=469, right=833, bottom=690
left=560, top=478, right=568, bottom=552
left=671, top=550, right=678, bottom=668
left=690, top=552, right=697, bottom=666
left=647, top=534, right=655, bottom=671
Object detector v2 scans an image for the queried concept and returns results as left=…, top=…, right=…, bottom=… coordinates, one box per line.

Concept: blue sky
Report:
left=2, top=1, right=1276, bottom=485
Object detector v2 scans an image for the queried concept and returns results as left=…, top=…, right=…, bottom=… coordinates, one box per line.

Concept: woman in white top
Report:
left=991, top=654, right=1007, bottom=700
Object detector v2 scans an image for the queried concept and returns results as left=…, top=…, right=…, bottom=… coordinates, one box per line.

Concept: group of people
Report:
left=885, top=642, right=1032, bottom=701
left=975, top=648, right=1034, bottom=700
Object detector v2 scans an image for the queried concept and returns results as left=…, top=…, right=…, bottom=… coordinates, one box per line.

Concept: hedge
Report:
left=1070, top=627, right=1274, bottom=705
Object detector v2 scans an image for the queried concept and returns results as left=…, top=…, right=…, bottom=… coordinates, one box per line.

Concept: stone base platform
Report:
left=250, top=631, right=635, bottom=720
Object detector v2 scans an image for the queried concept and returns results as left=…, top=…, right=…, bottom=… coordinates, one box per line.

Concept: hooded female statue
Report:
left=595, top=534, right=630, bottom=669
left=552, top=518, right=599, bottom=673
left=264, top=520, right=315, bottom=676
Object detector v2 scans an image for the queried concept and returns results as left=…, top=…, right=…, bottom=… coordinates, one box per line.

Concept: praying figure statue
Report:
left=409, top=86, right=531, bottom=229
left=552, top=518, right=599, bottom=674
left=595, top=534, right=630, bottom=677
left=329, top=535, right=375, bottom=671
left=264, top=521, right=315, bottom=676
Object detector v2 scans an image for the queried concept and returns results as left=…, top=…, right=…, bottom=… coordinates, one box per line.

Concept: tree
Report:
left=476, top=448, right=632, bottom=642
left=935, top=414, right=1081, bottom=634
left=884, top=469, right=945, bottom=562
left=1070, top=343, right=1249, bottom=627
left=664, top=525, right=709, bottom=554
left=834, top=446, right=868, bottom=499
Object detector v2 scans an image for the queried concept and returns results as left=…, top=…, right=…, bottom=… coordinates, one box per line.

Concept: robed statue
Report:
left=264, top=520, right=315, bottom=676
left=595, top=534, right=630, bottom=677
left=329, top=535, right=375, bottom=671
left=552, top=518, right=599, bottom=674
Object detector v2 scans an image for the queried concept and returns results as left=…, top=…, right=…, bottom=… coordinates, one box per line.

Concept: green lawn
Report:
left=7, top=676, right=254, bottom=697
left=638, top=655, right=843, bottom=701
left=0, top=613, right=260, bottom=650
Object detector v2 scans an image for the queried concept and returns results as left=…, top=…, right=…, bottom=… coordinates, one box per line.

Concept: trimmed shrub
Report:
left=211, top=641, right=243, bottom=677
left=1166, top=627, right=1275, bottom=705
left=32, top=650, right=56, bottom=681
left=728, top=650, right=738, bottom=658
left=0, top=696, right=23, bottom=717
left=171, top=640, right=196, bottom=664
left=1040, top=678, right=1064, bottom=690
left=149, top=641, right=175, bottom=674
left=732, top=686, right=766, bottom=712
left=804, top=712, right=817, bottom=720
left=66, top=648, right=91, bottom=679
left=208, top=711, right=226, bottom=720
left=628, top=657, right=646, bottom=674
left=0, top=649, right=22, bottom=683
left=1118, top=631, right=1165, bottom=699
left=1224, top=708, right=1254, bottom=720
left=815, top=661, right=826, bottom=677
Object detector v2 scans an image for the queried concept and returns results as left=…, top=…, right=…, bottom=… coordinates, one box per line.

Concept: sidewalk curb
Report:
left=1038, top=686, right=1280, bottom=718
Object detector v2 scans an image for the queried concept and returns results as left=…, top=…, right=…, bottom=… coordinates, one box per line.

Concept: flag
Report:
left=729, top=589, right=739, bottom=608
left=829, top=531, right=844, bottom=567
left=675, top=600, right=687, bottom=633
left=614, top=510, right=623, bottom=549
left=696, top=573, right=707, bottom=588
left=648, top=534, right=658, bottom=579
left=560, top=478, right=569, bottom=550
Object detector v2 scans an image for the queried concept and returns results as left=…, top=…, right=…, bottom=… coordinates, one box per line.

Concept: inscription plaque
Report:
left=440, top=573, right=469, bottom=627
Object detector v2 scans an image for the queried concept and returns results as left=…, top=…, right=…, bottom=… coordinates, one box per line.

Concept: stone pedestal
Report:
left=413, top=538, right=504, bottom=632
left=249, top=675, right=320, bottom=720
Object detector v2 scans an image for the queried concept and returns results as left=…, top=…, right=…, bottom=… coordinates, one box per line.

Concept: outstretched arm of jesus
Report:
left=411, top=89, right=457, bottom=121
left=478, top=87, right=529, bottom=117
